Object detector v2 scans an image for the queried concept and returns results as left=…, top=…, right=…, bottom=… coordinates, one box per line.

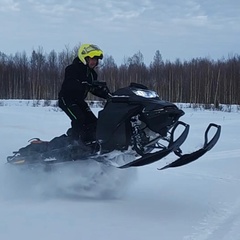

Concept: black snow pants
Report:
left=58, top=97, right=97, bottom=143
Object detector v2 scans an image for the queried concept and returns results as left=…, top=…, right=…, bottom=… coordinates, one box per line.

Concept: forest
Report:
left=0, top=46, right=239, bottom=107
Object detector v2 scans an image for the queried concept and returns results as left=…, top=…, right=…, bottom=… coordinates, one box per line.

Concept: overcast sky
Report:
left=1, top=0, right=239, bottom=65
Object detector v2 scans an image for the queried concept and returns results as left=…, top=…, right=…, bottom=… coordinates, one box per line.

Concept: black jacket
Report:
left=58, top=57, right=108, bottom=107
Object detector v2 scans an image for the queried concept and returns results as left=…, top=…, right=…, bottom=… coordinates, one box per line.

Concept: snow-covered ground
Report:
left=0, top=101, right=240, bottom=240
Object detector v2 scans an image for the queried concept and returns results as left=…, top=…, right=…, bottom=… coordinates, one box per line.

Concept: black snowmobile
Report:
left=7, top=82, right=221, bottom=170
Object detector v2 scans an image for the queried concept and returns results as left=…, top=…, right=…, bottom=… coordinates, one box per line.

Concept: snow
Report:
left=0, top=101, right=240, bottom=240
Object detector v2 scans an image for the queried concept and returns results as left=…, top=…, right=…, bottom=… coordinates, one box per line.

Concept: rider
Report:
left=58, top=44, right=110, bottom=143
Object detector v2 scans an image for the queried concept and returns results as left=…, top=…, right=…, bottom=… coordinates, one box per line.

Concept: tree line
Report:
left=0, top=47, right=239, bottom=106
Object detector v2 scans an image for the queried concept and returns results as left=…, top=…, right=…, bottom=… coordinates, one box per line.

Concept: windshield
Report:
left=132, top=89, right=159, bottom=98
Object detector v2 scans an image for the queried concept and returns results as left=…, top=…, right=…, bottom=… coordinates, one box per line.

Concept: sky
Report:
left=0, top=0, right=240, bottom=65
left=0, top=101, right=240, bottom=239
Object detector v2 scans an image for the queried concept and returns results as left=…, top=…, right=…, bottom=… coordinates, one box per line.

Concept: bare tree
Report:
left=0, top=47, right=239, bottom=106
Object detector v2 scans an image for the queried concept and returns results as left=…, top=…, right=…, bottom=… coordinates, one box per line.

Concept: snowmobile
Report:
left=7, top=82, right=221, bottom=170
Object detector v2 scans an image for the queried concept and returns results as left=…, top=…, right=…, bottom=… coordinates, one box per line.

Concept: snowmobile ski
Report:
left=159, top=123, right=221, bottom=170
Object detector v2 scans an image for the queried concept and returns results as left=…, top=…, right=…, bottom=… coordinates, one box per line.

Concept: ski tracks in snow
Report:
left=182, top=149, right=240, bottom=240
left=183, top=198, right=240, bottom=240
left=205, top=149, right=240, bottom=161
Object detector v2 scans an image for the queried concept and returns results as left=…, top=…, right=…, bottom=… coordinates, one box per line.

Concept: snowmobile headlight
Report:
left=132, top=89, right=159, bottom=98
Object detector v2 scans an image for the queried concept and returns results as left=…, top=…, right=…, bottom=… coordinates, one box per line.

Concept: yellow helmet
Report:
left=78, top=44, right=103, bottom=65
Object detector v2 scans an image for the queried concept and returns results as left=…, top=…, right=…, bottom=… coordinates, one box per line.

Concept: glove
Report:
left=100, top=85, right=110, bottom=97
left=91, top=81, right=111, bottom=99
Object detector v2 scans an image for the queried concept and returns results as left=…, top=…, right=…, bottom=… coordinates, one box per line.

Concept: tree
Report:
left=0, top=47, right=239, bottom=105
left=149, top=50, right=164, bottom=96
left=98, top=55, right=118, bottom=93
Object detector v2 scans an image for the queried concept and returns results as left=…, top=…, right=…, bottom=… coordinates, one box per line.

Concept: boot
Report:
left=80, top=123, right=97, bottom=144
